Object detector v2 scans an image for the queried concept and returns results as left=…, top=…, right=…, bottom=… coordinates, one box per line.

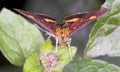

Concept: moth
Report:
left=14, top=7, right=108, bottom=53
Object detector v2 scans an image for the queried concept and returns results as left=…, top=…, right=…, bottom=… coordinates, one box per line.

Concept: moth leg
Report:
left=35, top=24, right=55, bottom=40
left=45, top=32, right=55, bottom=40
left=67, top=38, right=72, bottom=59
left=46, top=35, right=51, bottom=40
left=34, top=24, right=47, bottom=33
left=34, top=23, right=59, bottom=52
left=55, top=37, right=58, bottom=52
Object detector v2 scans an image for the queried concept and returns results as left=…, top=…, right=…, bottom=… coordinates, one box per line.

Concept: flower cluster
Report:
left=40, top=53, right=58, bottom=72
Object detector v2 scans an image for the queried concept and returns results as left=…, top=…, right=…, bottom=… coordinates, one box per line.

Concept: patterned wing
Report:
left=63, top=7, right=108, bottom=35
left=14, top=9, right=57, bottom=34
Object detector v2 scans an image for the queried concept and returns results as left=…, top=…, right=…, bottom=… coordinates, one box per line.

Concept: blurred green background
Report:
left=0, top=0, right=120, bottom=72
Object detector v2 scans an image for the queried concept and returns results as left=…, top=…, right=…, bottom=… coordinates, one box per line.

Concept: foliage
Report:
left=0, top=8, right=44, bottom=66
left=63, top=57, right=120, bottom=72
left=85, top=0, right=120, bottom=57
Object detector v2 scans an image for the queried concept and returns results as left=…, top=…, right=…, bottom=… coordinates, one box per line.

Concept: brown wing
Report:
left=14, top=9, right=57, bottom=34
left=63, top=7, right=108, bottom=35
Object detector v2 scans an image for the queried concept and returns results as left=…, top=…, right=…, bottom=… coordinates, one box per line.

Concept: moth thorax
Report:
left=58, top=36, right=71, bottom=46
left=55, top=27, right=70, bottom=38
left=55, top=27, right=71, bottom=45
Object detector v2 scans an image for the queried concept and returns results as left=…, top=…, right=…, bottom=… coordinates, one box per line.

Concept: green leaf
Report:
left=0, top=8, right=44, bottom=66
left=40, top=40, right=53, bottom=53
left=52, top=46, right=77, bottom=72
left=40, top=40, right=77, bottom=72
left=23, top=53, right=44, bottom=72
left=63, top=57, right=120, bottom=72
left=85, top=0, right=120, bottom=57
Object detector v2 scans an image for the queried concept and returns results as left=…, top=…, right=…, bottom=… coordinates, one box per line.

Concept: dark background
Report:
left=0, top=0, right=120, bottom=72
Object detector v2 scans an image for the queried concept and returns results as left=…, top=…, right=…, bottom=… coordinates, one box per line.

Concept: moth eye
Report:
left=43, top=18, right=56, bottom=23
left=65, top=18, right=79, bottom=23
left=89, top=16, right=96, bottom=20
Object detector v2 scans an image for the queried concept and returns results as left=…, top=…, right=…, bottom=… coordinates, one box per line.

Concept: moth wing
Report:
left=14, top=9, right=57, bottom=34
left=63, top=7, right=108, bottom=35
